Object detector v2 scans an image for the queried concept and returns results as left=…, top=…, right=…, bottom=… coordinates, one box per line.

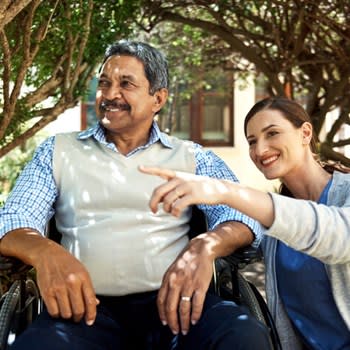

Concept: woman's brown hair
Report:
left=244, top=96, right=350, bottom=196
left=244, top=96, right=318, bottom=152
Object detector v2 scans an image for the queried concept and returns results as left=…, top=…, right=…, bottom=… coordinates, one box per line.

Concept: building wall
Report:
left=44, top=105, right=81, bottom=136
left=206, top=80, right=279, bottom=192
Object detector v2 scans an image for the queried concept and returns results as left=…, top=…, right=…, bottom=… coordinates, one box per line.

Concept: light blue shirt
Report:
left=0, top=122, right=263, bottom=244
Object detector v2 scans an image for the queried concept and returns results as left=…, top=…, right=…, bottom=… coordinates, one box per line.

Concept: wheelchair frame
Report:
left=0, top=206, right=281, bottom=349
left=214, top=252, right=281, bottom=350
left=0, top=259, right=39, bottom=350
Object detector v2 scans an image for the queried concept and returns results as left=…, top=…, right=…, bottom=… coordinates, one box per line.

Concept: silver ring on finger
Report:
left=180, top=296, right=191, bottom=302
left=174, top=188, right=181, bottom=198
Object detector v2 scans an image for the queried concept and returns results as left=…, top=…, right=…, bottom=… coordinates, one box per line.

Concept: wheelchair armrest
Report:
left=0, top=255, right=33, bottom=294
left=0, top=256, right=17, bottom=271
left=0, top=255, right=30, bottom=272
left=223, top=246, right=262, bottom=270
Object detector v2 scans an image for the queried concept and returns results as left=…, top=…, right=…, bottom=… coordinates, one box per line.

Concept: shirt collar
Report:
left=77, top=121, right=173, bottom=151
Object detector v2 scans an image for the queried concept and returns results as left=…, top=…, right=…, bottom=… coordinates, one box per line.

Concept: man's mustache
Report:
left=100, top=100, right=130, bottom=111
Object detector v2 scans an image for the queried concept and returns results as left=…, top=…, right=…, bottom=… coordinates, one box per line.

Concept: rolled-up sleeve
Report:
left=0, top=137, right=58, bottom=237
left=194, top=145, right=264, bottom=247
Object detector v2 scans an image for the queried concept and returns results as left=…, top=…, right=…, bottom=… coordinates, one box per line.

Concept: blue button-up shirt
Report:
left=0, top=122, right=263, bottom=245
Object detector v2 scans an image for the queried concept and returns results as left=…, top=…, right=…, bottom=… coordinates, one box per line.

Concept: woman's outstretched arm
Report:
left=139, top=165, right=275, bottom=228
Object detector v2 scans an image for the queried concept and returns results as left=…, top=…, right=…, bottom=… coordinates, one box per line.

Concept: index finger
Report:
left=138, top=165, right=176, bottom=180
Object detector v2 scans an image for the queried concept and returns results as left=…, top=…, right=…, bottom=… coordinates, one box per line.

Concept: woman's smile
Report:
left=261, top=154, right=279, bottom=167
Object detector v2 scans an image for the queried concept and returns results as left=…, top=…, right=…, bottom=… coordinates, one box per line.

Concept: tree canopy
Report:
left=0, top=0, right=139, bottom=158
left=140, top=0, right=350, bottom=165
left=2, top=0, right=350, bottom=165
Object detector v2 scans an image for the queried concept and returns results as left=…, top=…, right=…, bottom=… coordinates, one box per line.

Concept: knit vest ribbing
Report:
left=53, top=132, right=196, bottom=295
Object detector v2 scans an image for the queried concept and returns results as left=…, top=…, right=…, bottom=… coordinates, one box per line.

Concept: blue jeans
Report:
left=11, top=291, right=272, bottom=349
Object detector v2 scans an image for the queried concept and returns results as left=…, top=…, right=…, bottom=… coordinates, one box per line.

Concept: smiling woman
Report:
left=245, top=108, right=313, bottom=182
left=140, top=96, right=350, bottom=350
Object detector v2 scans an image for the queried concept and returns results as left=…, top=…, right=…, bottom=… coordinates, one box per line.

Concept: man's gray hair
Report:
left=101, top=39, right=169, bottom=95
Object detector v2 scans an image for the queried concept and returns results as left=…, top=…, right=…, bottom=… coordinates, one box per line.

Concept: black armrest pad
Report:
left=0, top=255, right=33, bottom=294
left=223, top=246, right=262, bottom=269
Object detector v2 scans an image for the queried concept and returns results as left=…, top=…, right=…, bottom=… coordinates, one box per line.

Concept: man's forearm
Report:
left=193, top=221, right=254, bottom=260
left=0, top=228, right=58, bottom=267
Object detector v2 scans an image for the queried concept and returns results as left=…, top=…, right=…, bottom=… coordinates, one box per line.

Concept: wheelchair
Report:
left=0, top=257, right=39, bottom=349
left=0, top=206, right=281, bottom=349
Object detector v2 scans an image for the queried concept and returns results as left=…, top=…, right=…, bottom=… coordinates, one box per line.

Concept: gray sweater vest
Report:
left=53, top=132, right=196, bottom=295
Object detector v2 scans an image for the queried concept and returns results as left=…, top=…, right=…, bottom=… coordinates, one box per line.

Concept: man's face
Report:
left=95, top=55, right=167, bottom=137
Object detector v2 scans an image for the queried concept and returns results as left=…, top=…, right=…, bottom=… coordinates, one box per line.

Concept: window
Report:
left=160, top=67, right=234, bottom=147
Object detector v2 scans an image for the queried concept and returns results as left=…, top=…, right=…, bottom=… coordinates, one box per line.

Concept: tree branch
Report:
left=0, top=98, right=78, bottom=158
left=160, top=10, right=285, bottom=95
left=0, top=0, right=34, bottom=30
left=0, top=30, right=12, bottom=139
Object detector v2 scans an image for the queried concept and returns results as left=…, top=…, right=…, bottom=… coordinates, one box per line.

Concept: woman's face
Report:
left=246, top=109, right=311, bottom=180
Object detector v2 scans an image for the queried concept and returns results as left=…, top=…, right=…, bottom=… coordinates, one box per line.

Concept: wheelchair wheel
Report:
left=214, top=258, right=281, bottom=349
left=238, top=273, right=282, bottom=350
left=21, top=279, right=40, bottom=328
left=0, top=278, right=40, bottom=350
left=0, top=280, right=21, bottom=350
left=237, top=272, right=266, bottom=325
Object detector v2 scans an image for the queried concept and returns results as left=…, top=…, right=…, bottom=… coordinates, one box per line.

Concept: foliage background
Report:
left=139, top=0, right=350, bottom=165
left=0, top=0, right=139, bottom=202
left=2, top=0, right=350, bottom=202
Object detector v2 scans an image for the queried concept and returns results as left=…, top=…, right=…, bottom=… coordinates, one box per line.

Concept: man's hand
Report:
left=157, top=233, right=215, bottom=335
left=157, top=220, right=255, bottom=336
left=35, top=243, right=99, bottom=325
left=0, top=229, right=99, bottom=325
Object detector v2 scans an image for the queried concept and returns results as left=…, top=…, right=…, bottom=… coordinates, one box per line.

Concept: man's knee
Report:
left=11, top=308, right=120, bottom=350
left=218, top=312, right=272, bottom=349
left=177, top=297, right=272, bottom=349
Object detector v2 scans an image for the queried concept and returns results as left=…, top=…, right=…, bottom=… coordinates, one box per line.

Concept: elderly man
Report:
left=0, top=40, right=271, bottom=349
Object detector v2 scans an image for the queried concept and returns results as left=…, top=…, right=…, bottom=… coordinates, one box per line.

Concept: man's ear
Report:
left=301, top=121, right=313, bottom=145
left=152, top=88, right=168, bottom=113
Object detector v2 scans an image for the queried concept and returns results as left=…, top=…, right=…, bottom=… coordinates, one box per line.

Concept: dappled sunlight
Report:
left=109, top=161, right=126, bottom=183
left=136, top=213, right=144, bottom=220
left=88, top=153, right=98, bottom=161
left=202, top=183, right=217, bottom=195
left=82, top=190, right=90, bottom=203
left=72, top=228, right=80, bottom=257
left=86, top=212, right=96, bottom=225
left=237, top=185, right=252, bottom=200
left=68, top=196, right=76, bottom=208
left=195, top=233, right=219, bottom=257
left=201, top=180, right=229, bottom=197
left=237, top=314, right=248, bottom=320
